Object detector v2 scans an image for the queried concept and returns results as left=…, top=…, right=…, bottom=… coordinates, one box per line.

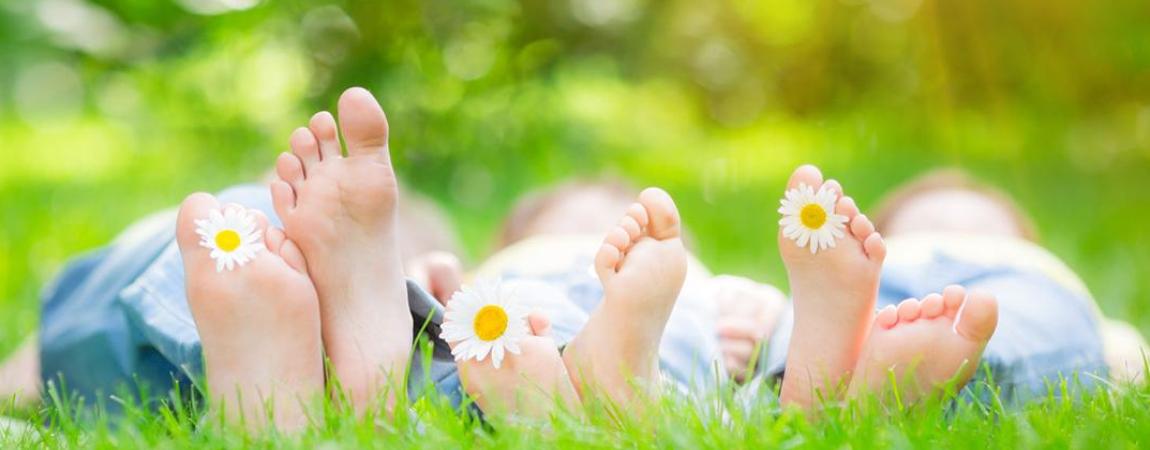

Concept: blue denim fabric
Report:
left=39, top=185, right=460, bottom=411
left=760, top=253, right=1109, bottom=406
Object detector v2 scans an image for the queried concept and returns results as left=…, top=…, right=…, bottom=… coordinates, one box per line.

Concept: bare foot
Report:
left=270, top=87, right=410, bottom=414
left=562, top=188, right=688, bottom=404
left=177, top=194, right=323, bottom=431
left=450, top=311, right=580, bottom=418
left=848, top=286, right=999, bottom=405
left=777, top=165, right=887, bottom=408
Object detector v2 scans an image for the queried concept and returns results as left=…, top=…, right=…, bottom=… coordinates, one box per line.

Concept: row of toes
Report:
left=279, top=87, right=389, bottom=172
left=270, top=88, right=392, bottom=215
left=594, top=188, right=681, bottom=275
left=787, top=165, right=886, bottom=260
left=875, top=285, right=969, bottom=328
left=596, top=201, right=649, bottom=273
left=177, top=194, right=308, bottom=275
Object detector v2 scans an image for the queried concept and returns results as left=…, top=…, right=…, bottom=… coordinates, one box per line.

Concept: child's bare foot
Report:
left=177, top=194, right=323, bottom=431
left=451, top=312, right=580, bottom=418
left=270, top=87, right=411, bottom=414
left=848, top=286, right=999, bottom=404
left=562, top=188, right=688, bottom=404
left=778, top=165, right=887, bottom=408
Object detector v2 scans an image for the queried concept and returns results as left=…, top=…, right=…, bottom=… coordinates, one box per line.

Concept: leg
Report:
left=777, top=165, right=887, bottom=408
left=271, top=87, right=411, bottom=415
left=177, top=194, right=324, bottom=431
left=848, top=286, right=999, bottom=405
left=562, top=188, right=689, bottom=405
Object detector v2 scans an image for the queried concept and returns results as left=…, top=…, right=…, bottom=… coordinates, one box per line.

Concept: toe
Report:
left=275, top=152, right=306, bottom=189
left=308, top=111, right=342, bottom=160
left=290, top=127, right=322, bottom=167
left=786, top=164, right=824, bottom=190
left=638, top=187, right=682, bottom=240
left=897, top=298, right=922, bottom=322
left=528, top=312, right=552, bottom=337
left=863, top=232, right=887, bottom=262
left=942, top=285, right=967, bottom=314
left=337, top=87, right=391, bottom=160
left=626, top=203, right=649, bottom=228
left=875, top=305, right=899, bottom=328
left=176, top=193, right=222, bottom=255
left=594, top=243, right=621, bottom=282
left=850, top=214, right=876, bottom=240
left=619, top=215, right=642, bottom=240
left=278, top=239, right=309, bottom=275
left=837, top=196, right=860, bottom=217
left=823, top=180, right=844, bottom=199
left=270, top=180, right=296, bottom=217
left=920, top=293, right=945, bottom=318
left=265, top=226, right=286, bottom=253
left=605, top=226, right=631, bottom=251
left=954, top=290, right=999, bottom=342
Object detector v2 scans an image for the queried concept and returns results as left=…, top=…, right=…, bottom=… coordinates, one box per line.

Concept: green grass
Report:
left=4, top=364, right=1150, bottom=448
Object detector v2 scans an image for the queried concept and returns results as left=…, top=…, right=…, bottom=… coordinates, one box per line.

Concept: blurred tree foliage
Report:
left=0, top=0, right=1148, bottom=347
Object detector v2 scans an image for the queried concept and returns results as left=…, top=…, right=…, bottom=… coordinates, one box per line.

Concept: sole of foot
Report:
left=270, top=87, right=411, bottom=415
left=777, top=165, right=887, bottom=409
left=177, top=193, right=324, bottom=432
left=561, top=187, right=688, bottom=405
left=848, top=285, right=999, bottom=405
left=452, top=312, right=581, bottom=419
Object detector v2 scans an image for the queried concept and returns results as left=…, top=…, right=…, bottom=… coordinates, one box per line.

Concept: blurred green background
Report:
left=1, top=0, right=1148, bottom=355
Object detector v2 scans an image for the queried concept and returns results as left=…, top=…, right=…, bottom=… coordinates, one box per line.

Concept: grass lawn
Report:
left=3, top=367, right=1150, bottom=448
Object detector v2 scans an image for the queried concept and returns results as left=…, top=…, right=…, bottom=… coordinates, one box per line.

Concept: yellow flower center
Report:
left=473, top=305, right=509, bottom=341
left=215, top=230, right=242, bottom=252
left=800, top=203, right=827, bottom=229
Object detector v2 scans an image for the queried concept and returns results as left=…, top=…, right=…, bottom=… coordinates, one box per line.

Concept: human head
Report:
left=871, top=169, right=1038, bottom=241
left=498, top=178, right=639, bottom=249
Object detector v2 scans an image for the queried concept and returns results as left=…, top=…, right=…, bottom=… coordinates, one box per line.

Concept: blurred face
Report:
left=522, top=190, right=633, bottom=239
left=882, top=189, right=1025, bottom=238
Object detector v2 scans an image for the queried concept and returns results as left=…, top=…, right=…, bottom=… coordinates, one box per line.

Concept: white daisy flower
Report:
left=778, top=183, right=848, bottom=254
left=195, top=208, right=263, bottom=272
left=439, top=279, right=530, bottom=369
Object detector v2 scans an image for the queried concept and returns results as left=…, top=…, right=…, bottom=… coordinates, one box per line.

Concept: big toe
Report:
left=176, top=193, right=222, bottom=254
left=337, top=87, right=391, bottom=159
left=955, top=291, right=999, bottom=343
left=786, top=164, right=824, bottom=190
left=638, top=187, right=681, bottom=240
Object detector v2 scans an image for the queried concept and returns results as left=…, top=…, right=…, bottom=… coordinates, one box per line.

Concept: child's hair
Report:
left=871, top=168, right=1039, bottom=241
left=498, top=178, right=639, bottom=248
